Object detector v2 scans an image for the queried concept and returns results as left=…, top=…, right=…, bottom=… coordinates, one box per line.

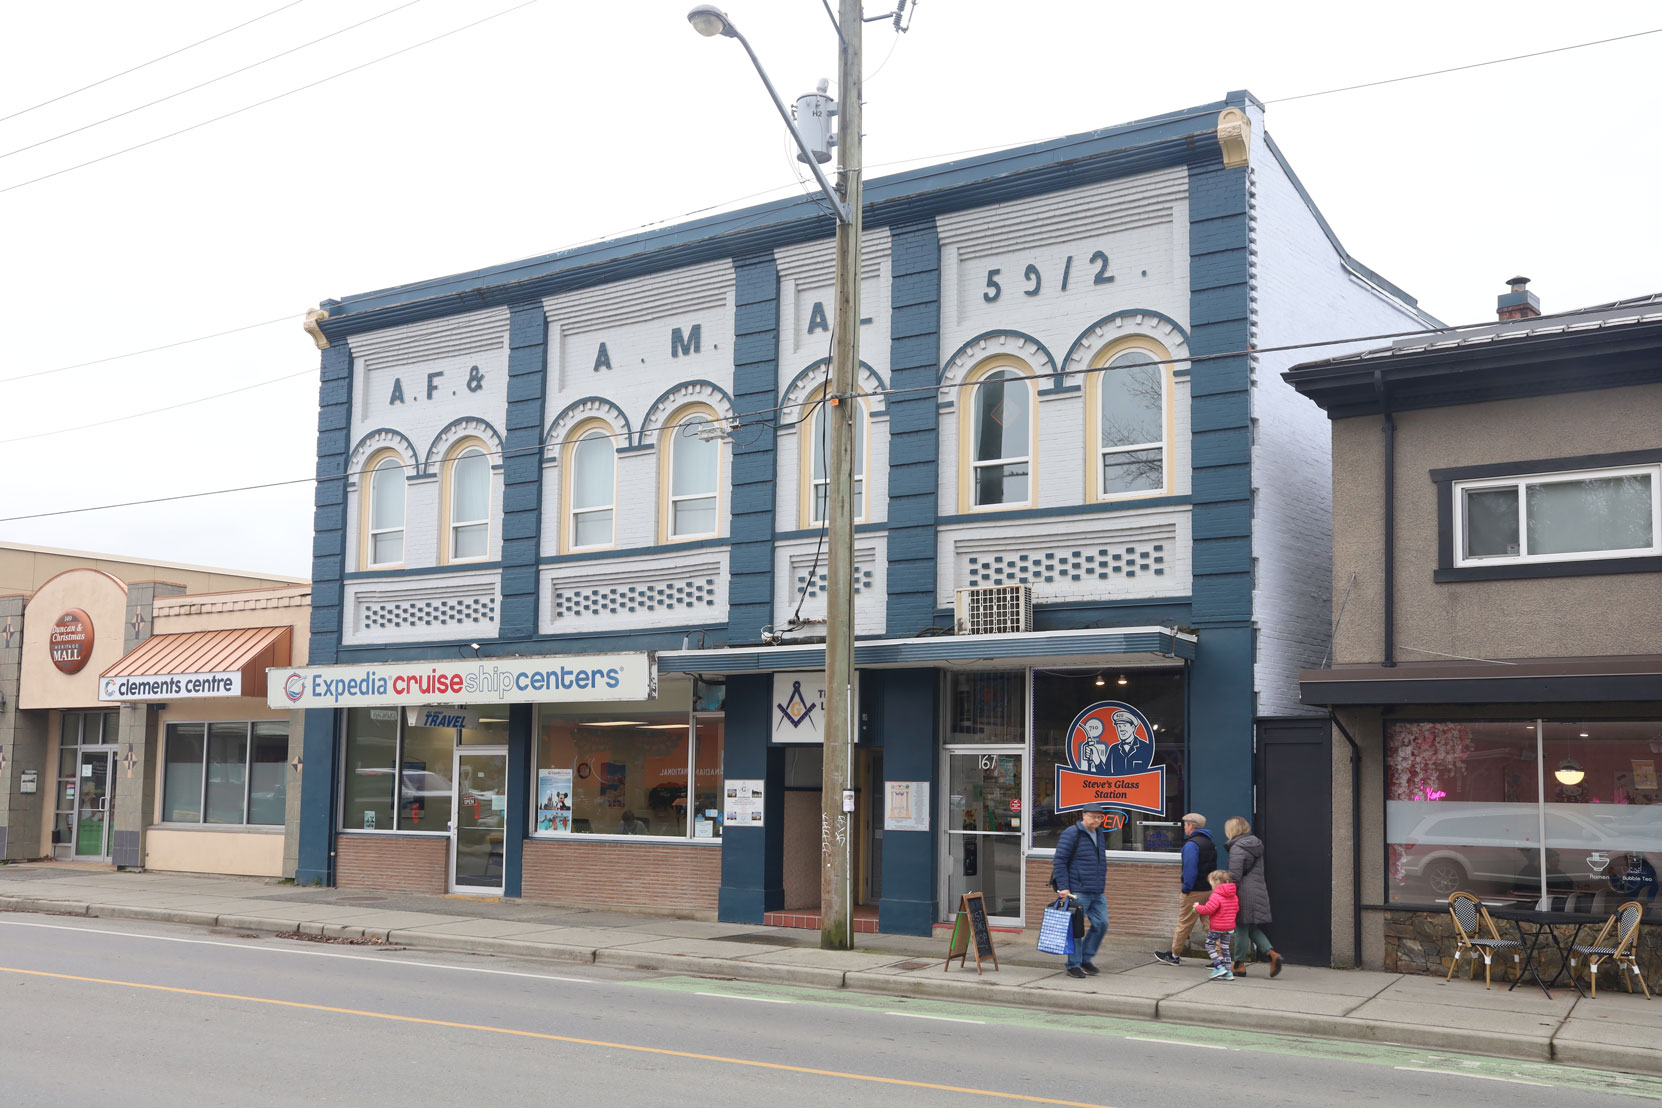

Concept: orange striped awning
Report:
left=99, top=625, right=292, bottom=702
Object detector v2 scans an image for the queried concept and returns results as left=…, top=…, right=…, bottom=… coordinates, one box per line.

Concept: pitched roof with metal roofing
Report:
left=101, top=625, right=292, bottom=699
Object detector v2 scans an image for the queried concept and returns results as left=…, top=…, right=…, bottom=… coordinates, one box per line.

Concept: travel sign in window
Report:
left=268, top=654, right=655, bottom=708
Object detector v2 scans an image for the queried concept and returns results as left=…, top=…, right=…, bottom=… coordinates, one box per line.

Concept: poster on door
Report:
left=1053, top=700, right=1166, bottom=827
left=537, top=769, right=573, bottom=833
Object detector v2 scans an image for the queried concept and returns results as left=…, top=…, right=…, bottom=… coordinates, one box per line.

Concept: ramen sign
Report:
left=49, top=609, right=95, bottom=674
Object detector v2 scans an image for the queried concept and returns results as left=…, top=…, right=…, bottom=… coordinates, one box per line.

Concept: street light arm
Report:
left=724, top=26, right=851, bottom=224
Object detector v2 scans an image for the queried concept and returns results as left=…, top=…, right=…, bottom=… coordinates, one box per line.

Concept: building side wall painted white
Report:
left=1248, top=127, right=1439, bottom=716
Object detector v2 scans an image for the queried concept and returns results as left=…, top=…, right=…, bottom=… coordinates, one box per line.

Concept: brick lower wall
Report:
left=1024, top=857, right=1183, bottom=938
left=521, top=839, right=721, bottom=915
left=336, top=834, right=448, bottom=893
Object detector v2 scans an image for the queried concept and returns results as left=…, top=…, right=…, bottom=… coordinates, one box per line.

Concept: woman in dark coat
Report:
left=1225, top=816, right=1282, bottom=977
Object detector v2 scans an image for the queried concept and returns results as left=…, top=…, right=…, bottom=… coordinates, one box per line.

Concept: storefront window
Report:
left=160, top=720, right=288, bottom=826
left=343, top=708, right=398, bottom=832
left=399, top=720, right=456, bottom=834
left=533, top=685, right=716, bottom=839
left=1030, top=670, right=1187, bottom=853
left=1386, top=720, right=1662, bottom=913
left=946, top=672, right=1025, bottom=745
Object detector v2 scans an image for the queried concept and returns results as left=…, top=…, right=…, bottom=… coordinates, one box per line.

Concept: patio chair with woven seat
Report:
left=1446, top=891, right=1522, bottom=988
left=1569, top=900, right=1652, bottom=999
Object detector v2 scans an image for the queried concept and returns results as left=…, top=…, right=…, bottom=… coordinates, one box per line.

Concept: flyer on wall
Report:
left=538, top=768, right=573, bottom=833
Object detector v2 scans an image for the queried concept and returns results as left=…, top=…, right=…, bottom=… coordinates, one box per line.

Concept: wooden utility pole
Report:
left=820, top=0, right=862, bottom=951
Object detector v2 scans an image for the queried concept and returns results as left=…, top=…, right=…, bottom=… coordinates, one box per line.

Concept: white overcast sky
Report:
left=2, top=0, right=1657, bottom=579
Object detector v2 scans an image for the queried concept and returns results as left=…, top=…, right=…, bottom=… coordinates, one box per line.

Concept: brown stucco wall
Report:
left=1329, top=381, right=1662, bottom=667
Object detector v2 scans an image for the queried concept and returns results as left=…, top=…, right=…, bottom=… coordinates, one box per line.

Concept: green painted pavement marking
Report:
left=632, top=975, right=1662, bottom=1101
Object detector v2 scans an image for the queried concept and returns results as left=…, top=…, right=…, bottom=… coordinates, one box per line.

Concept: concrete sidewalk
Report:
left=2, top=863, right=1657, bottom=1077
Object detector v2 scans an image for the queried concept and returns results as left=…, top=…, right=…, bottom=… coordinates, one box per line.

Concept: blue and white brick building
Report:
left=289, top=92, right=1436, bottom=952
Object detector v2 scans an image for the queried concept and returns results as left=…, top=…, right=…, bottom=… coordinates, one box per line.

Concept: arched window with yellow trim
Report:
left=966, top=362, right=1034, bottom=508
left=803, top=389, right=867, bottom=526
left=1088, top=342, right=1170, bottom=501
left=565, top=425, right=615, bottom=551
left=664, top=407, right=721, bottom=540
left=443, top=441, right=491, bottom=562
left=364, top=453, right=406, bottom=569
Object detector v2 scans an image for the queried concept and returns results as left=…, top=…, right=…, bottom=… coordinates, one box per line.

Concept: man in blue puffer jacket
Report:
left=1051, top=804, right=1111, bottom=979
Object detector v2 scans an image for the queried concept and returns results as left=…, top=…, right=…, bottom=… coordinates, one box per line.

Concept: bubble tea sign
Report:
left=1053, top=700, right=1166, bottom=830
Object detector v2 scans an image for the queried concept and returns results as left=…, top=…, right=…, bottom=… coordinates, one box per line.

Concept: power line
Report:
left=0, top=313, right=303, bottom=385
left=1267, top=26, right=1662, bottom=104
left=0, top=369, right=315, bottom=445
left=0, top=0, right=541, bottom=196
left=0, top=0, right=308, bottom=126
left=0, top=0, right=430, bottom=163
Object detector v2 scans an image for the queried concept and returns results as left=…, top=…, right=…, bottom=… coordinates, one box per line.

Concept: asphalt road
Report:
left=0, top=912, right=1656, bottom=1107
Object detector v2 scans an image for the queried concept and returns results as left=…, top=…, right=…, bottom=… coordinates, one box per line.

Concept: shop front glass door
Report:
left=451, top=748, right=507, bottom=893
left=75, top=751, right=113, bottom=859
left=944, top=750, right=1024, bottom=921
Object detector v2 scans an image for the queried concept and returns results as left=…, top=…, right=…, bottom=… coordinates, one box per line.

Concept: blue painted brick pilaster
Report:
left=727, top=254, right=779, bottom=644
left=501, top=303, right=548, bottom=640
left=1185, top=154, right=1255, bottom=824
left=885, top=219, right=941, bottom=635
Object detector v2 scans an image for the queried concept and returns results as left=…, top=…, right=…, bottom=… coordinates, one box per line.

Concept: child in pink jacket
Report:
left=1194, top=870, right=1239, bottom=980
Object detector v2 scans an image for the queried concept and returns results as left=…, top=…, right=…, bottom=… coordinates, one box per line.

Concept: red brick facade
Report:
left=336, top=834, right=448, bottom=893
left=521, top=838, right=721, bottom=914
left=1023, top=857, right=1181, bottom=936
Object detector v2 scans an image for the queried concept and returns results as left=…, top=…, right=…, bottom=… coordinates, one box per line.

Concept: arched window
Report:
left=805, top=392, right=866, bottom=525
left=970, top=366, right=1032, bottom=507
left=445, top=444, right=490, bottom=562
left=366, top=455, right=405, bottom=568
left=667, top=410, right=720, bottom=540
left=1094, top=346, right=1167, bottom=499
left=567, top=428, right=615, bottom=550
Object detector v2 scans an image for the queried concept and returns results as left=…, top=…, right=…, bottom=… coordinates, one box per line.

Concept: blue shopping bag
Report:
left=1037, top=896, right=1076, bottom=956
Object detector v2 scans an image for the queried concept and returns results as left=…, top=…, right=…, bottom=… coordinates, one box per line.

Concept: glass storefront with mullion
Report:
left=161, top=720, right=288, bottom=826
left=339, top=707, right=508, bottom=834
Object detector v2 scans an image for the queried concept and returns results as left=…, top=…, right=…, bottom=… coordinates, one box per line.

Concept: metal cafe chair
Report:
left=1569, top=900, right=1652, bottom=999
left=1446, top=891, right=1521, bottom=988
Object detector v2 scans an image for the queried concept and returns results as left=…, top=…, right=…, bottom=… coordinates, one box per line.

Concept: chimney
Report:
left=1497, top=276, right=1541, bottom=321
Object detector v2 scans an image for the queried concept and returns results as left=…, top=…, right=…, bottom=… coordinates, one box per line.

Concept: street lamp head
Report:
left=687, top=4, right=735, bottom=37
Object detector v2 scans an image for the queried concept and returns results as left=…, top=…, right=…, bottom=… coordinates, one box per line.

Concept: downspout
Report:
left=1375, top=370, right=1396, bottom=668
left=1329, top=709, right=1363, bottom=966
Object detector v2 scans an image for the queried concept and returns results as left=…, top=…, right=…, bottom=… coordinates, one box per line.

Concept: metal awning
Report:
left=660, top=626, right=1196, bottom=675
left=99, top=625, right=292, bottom=702
left=1299, top=655, right=1662, bottom=707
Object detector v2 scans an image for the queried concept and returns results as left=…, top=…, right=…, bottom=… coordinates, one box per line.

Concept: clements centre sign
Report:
left=267, top=653, right=655, bottom=709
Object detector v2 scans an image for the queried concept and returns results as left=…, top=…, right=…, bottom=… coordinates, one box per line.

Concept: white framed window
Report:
left=367, top=456, right=406, bottom=568
left=970, top=367, right=1032, bottom=507
left=667, top=411, right=721, bottom=539
left=567, top=428, right=615, bottom=550
left=806, top=392, right=866, bottom=525
left=162, top=721, right=288, bottom=826
left=1096, top=349, right=1166, bottom=498
left=447, top=445, right=491, bottom=562
left=1454, top=464, right=1659, bottom=567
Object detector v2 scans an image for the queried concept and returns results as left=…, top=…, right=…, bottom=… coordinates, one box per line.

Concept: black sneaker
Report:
left=1066, top=966, right=1087, bottom=979
left=1080, top=962, right=1100, bottom=975
left=1153, top=951, right=1181, bottom=966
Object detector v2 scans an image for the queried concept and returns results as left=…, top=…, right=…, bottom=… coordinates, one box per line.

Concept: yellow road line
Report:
left=1, top=966, right=1117, bottom=1107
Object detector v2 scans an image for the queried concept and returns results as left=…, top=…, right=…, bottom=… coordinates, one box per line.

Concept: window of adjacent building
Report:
left=446, top=444, right=491, bottom=562
left=667, top=411, right=720, bottom=539
left=160, top=721, right=287, bottom=826
left=1455, top=465, right=1659, bottom=566
left=968, top=365, right=1032, bottom=508
left=1094, top=348, right=1167, bottom=499
left=367, top=456, right=405, bottom=567
left=1384, top=719, right=1662, bottom=913
left=532, top=684, right=723, bottom=840
left=567, top=428, right=615, bottom=550
left=805, top=391, right=866, bottom=525
left=339, top=708, right=507, bottom=833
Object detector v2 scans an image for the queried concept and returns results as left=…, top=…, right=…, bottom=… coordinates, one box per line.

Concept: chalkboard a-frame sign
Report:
left=943, top=892, right=999, bottom=974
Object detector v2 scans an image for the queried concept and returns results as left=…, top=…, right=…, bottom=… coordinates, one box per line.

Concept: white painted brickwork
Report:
left=343, top=569, right=502, bottom=645
left=1247, top=108, right=1441, bottom=715
left=935, top=509, right=1191, bottom=607
left=771, top=536, right=888, bottom=637
left=538, top=548, right=729, bottom=635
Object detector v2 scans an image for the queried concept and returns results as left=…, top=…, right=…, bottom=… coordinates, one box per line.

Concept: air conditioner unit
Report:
left=954, top=585, right=1033, bottom=635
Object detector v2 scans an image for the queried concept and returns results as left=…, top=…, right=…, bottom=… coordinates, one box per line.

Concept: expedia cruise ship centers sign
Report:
left=268, top=654, right=655, bottom=709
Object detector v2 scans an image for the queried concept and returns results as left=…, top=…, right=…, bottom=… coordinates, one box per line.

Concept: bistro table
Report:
left=1486, top=906, right=1597, bottom=999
